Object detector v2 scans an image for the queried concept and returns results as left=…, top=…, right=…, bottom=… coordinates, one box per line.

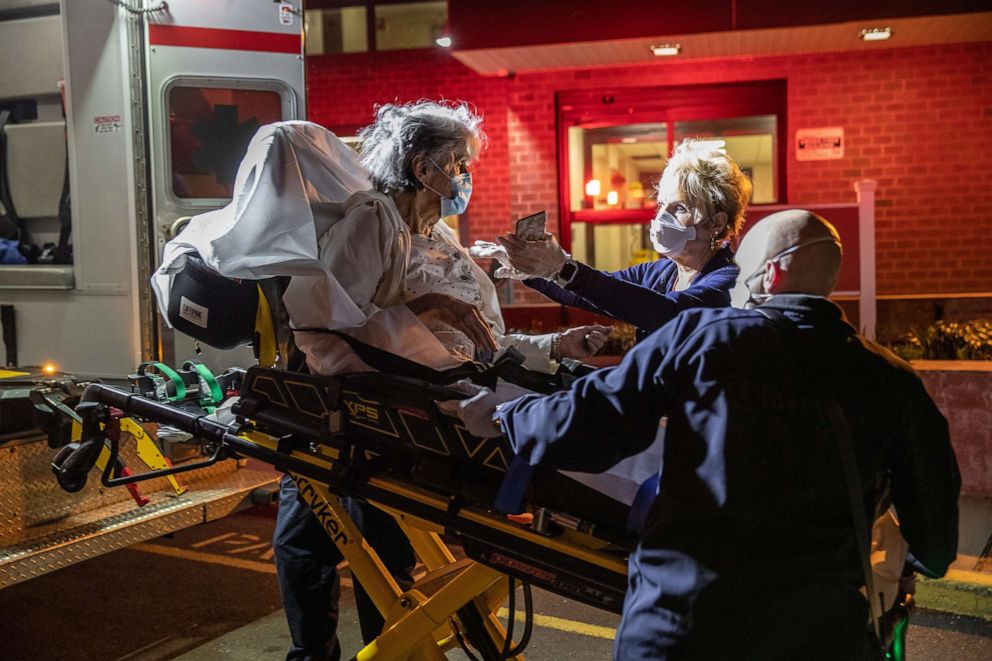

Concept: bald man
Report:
left=458, top=209, right=960, bottom=660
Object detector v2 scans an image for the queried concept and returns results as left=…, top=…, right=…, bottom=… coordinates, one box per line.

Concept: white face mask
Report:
left=650, top=210, right=697, bottom=257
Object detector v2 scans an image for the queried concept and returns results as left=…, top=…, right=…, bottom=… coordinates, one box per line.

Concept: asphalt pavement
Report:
left=3, top=506, right=990, bottom=660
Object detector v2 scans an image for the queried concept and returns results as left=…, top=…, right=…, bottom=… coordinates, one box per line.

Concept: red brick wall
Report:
left=307, top=49, right=510, bottom=243
left=308, top=40, right=992, bottom=295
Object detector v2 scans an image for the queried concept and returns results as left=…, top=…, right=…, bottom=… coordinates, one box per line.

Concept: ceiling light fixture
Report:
left=650, top=43, right=681, bottom=57
left=435, top=35, right=453, bottom=48
left=691, top=139, right=726, bottom=152
left=860, top=27, right=892, bottom=42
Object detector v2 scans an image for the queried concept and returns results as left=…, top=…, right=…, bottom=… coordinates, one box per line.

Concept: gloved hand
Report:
left=558, top=324, right=610, bottom=360
left=437, top=380, right=531, bottom=438
left=469, top=241, right=530, bottom=280
left=437, top=384, right=501, bottom=438
left=496, top=233, right=568, bottom=279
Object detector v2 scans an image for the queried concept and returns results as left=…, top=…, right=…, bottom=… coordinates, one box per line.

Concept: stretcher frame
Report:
left=53, top=376, right=630, bottom=661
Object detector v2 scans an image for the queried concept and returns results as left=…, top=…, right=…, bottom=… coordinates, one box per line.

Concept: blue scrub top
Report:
left=525, top=246, right=738, bottom=339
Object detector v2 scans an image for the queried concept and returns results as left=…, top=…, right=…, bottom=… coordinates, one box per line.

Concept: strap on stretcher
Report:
left=290, top=326, right=525, bottom=389
left=136, top=361, right=186, bottom=402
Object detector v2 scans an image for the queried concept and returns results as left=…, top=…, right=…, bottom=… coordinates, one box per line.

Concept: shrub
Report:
left=600, top=323, right=637, bottom=356
left=905, top=320, right=992, bottom=361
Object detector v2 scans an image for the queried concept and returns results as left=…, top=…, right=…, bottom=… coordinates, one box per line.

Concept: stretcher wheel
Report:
left=51, top=441, right=94, bottom=493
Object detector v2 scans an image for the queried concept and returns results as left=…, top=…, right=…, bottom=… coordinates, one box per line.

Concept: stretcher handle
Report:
left=73, top=383, right=329, bottom=488
left=67, top=384, right=231, bottom=488
left=99, top=433, right=226, bottom=488
left=80, top=384, right=230, bottom=442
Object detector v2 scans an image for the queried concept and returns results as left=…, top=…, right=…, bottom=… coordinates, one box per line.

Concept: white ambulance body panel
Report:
left=0, top=0, right=305, bottom=376
left=0, top=0, right=301, bottom=587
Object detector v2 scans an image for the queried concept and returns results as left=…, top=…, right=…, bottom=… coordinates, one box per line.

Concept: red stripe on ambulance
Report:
left=147, top=24, right=300, bottom=54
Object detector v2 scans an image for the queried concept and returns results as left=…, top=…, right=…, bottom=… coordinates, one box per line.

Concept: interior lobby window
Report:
left=570, top=222, right=659, bottom=273
left=674, top=115, right=778, bottom=204
left=567, top=123, right=666, bottom=213
left=558, top=80, right=786, bottom=271
left=566, top=123, right=667, bottom=270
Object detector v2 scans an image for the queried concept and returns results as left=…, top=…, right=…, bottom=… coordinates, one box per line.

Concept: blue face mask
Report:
left=424, top=157, right=472, bottom=216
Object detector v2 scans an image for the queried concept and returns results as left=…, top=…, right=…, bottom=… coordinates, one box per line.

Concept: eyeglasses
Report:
left=741, top=237, right=842, bottom=286
left=429, top=155, right=473, bottom=178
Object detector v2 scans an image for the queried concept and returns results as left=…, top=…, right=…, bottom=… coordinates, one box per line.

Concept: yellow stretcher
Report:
left=52, top=366, right=633, bottom=660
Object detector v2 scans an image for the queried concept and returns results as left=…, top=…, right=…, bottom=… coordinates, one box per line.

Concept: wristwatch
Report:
left=492, top=403, right=505, bottom=434
left=555, top=257, right=579, bottom=286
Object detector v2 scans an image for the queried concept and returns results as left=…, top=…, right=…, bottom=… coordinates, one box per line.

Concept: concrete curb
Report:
left=916, top=569, right=992, bottom=621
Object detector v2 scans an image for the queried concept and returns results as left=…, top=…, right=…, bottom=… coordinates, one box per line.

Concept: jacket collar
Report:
left=759, top=294, right=852, bottom=331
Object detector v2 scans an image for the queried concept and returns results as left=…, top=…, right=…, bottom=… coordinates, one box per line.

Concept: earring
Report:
left=710, top=234, right=719, bottom=250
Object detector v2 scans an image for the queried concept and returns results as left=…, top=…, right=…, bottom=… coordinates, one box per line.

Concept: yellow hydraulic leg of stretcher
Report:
left=120, top=418, right=187, bottom=495
left=238, top=433, right=529, bottom=660
left=355, top=560, right=505, bottom=661
left=291, top=475, right=519, bottom=661
left=290, top=475, right=447, bottom=661
left=381, top=504, right=521, bottom=660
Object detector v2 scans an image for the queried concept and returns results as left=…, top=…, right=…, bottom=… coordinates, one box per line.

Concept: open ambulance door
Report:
left=144, top=1, right=306, bottom=371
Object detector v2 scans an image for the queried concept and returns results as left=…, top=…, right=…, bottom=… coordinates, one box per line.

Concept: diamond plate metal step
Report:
left=0, top=465, right=278, bottom=588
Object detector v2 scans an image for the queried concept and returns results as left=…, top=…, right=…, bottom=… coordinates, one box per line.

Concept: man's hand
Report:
left=438, top=380, right=533, bottom=438
left=558, top=324, right=610, bottom=360
left=407, top=293, right=498, bottom=359
left=496, top=233, right=567, bottom=279
left=437, top=384, right=503, bottom=438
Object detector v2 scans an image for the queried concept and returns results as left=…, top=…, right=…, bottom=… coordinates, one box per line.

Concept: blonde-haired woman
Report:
left=498, top=139, right=753, bottom=341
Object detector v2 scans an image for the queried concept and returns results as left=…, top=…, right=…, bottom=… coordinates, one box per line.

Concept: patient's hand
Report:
left=407, top=293, right=498, bottom=358
left=469, top=241, right=529, bottom=280
left=558, top=324, right=610, bottom=360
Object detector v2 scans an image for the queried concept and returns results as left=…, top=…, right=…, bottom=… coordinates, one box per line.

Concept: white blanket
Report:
left=152, top=121, right=372, bottom=331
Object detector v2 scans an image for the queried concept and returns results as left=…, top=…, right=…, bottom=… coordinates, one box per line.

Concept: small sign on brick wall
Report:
left=795, top=127, right=844, bottom=161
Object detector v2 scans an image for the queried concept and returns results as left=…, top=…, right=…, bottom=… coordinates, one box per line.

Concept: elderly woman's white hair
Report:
left=358, top=100, right=486, bottom=194
left=658, top=139, right=753, bottom=238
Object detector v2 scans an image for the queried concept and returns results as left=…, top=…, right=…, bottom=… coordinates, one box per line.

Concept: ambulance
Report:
left=0, top=0, right=303, bottom=588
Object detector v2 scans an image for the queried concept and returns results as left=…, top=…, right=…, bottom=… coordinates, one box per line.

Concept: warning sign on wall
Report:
left=93, top=115, right=121, bottom=134
left=795, top=127, right=844, bottom=161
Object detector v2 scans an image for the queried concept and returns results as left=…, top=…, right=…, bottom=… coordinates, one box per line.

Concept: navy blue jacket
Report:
left=496, top=295, right=960, bottom=660
left=525, top=246, right=738, bottom=339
